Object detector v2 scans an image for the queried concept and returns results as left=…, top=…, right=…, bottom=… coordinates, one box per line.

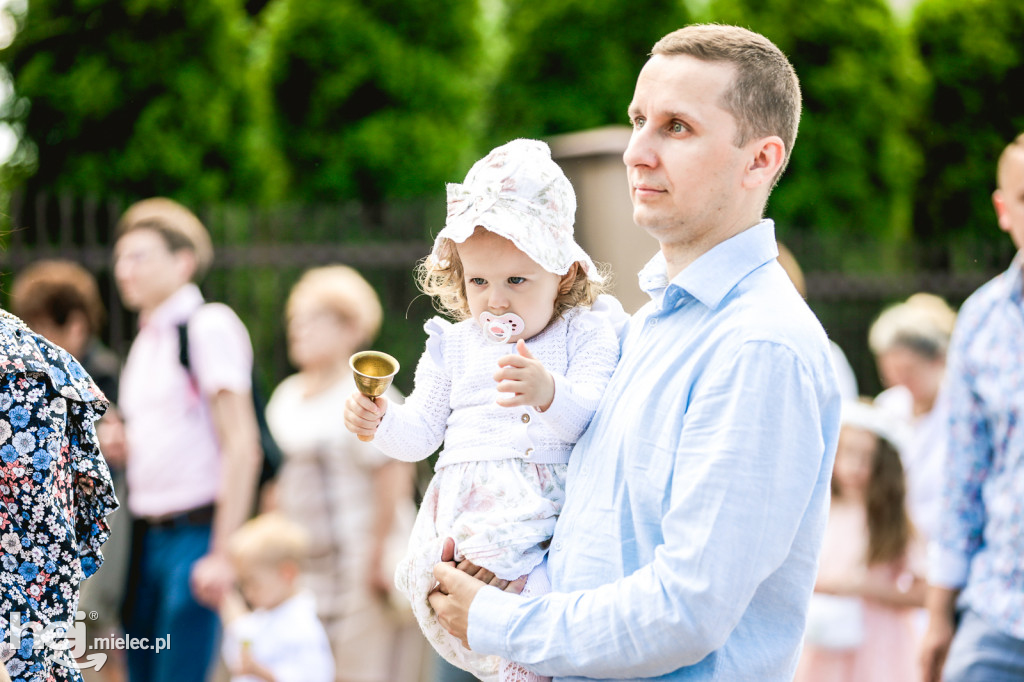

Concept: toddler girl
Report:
left=344, top=138, right=624, bottom=682
left=794, top=400, right=925, bottom=682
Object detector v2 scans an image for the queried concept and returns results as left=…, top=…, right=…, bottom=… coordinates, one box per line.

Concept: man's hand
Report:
left=429, top=563, right=485, bottom=648
left=919, top=586, right=959, bottom=682
left=191, top=552, right=235, bottom=609
left=920, top=615, right=955, bottom=682
left=495, top=340, right=555, bottom=411
left=428, top=538, right=527, bottom=647
left=344, top=392, right=388, bottom=439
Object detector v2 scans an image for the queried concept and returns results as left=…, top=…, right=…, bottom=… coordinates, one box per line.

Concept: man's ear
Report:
left=742, top=136, right=785, bottom=190
left=174, top=248, right=199, bottom=284
left=558, top=263, right=579, bottom=295
left=993, top=189, right=1011, bottom=234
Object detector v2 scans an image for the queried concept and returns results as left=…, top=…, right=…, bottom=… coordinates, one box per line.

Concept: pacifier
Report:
left=479, top=311, right=525, bottom=344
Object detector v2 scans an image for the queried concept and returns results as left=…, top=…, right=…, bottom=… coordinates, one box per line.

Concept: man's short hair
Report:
left=116, top=197, right=214, bottom=282
left=996, top=131, right=1024, bottom=187
left=11, top=259, right=106, bottom=335
left=652, top=24, right=802, bottom=181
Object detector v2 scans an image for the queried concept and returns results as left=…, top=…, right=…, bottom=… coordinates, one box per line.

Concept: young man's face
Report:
left=994, top=147, right=1024, bottom=251
left=113, top=228, right=194, bottom=314
left=623, top=54, right=751, bottom=255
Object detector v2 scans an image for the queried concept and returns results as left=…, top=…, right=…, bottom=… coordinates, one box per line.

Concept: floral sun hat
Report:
left=434, top=138, right=601, bottom=283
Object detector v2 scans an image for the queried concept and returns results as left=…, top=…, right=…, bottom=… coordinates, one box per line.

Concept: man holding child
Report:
left=429, top=23, right=841, bottom=681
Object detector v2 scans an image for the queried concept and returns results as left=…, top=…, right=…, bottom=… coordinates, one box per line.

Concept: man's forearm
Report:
left=925, top=585, right=960, bottom=625
left=209, top=389, right=262, bottom=553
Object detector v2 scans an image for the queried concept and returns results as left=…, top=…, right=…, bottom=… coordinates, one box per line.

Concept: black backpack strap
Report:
left=177, top=321, right=192, bottom=373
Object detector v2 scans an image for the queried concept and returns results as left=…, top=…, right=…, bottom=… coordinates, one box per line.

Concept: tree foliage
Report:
left=261, top=0, right=486, bottom=205
left=708, top=0, right=927, bottom=269
left=910, top=0, right=1024, bottom=268
left=487, top=0, right=690, bottom=144
left=0, top=0, right=284, bottom=206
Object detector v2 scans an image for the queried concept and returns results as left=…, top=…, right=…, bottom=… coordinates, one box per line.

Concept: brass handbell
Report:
left=349, top=350, right=400, bottom=442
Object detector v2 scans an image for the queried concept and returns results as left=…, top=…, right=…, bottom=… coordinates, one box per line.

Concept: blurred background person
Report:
left=795, top=400, right=925, bottom=682
left=11, top=259, right=120, bottom=401
left=920, top=131, right=1024, bottom=682
left=265, top=265, right=426, bottom=682
left=10, top=259, right=130, bottom=682
left=220, top=512, right=334, bottom=682
left=114, top=198, right=263, bottom=682
left=868, top=292, right=956, bottom=542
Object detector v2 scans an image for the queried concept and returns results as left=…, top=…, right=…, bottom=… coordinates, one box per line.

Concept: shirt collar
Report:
left=141, top=283, right=205, bottom=329
left=638, top=219, right=779, bottom=310
left=1000, top=250, right=1024, bottom=304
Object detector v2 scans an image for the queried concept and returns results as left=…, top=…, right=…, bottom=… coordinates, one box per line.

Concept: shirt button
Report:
left=649, top=318, right=658, bottom=326
left=521, top=413, right=530, bottom=424
left=524, top=448, right=534, bottom=459
left=554, top=540, right=563, bottom=550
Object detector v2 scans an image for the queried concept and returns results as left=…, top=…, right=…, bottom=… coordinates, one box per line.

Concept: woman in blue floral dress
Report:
left=0, top=308, right=118, bottom=681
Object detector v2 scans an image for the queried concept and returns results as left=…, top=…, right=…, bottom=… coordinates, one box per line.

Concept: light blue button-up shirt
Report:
left=468, top=220, right=841, bottom=680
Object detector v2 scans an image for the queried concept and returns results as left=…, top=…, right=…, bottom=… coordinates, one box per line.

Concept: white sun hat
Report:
left=435, top=138, right=602, bottom=282
left=841, top=400, right=912, bottom=455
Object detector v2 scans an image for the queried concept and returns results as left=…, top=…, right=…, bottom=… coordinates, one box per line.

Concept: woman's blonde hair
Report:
left=415, top=236, right=607, bottom=322
left=286, top=265, right=383, bottom=347
left=868, top=293, right=957, bottom=361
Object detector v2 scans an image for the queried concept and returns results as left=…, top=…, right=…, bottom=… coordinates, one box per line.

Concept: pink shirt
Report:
left=120, top=284, right=253, bottom=517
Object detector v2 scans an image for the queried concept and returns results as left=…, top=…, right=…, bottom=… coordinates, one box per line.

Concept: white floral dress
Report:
left=373, top=298, right=623, bottom=681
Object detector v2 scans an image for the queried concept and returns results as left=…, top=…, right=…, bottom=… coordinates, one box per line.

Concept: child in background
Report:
left=794, top=401, right=925, bottom=682
left=344, top=138, right=625, bottom=682
left=220, top=513, right=334, bottom=682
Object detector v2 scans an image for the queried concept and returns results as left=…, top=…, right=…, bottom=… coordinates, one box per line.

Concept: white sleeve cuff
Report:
left=467, top=585, right=520, bottom=658
left=927, top=541, right=971, bottom=589
left=535, top=373, right=595, bottom=442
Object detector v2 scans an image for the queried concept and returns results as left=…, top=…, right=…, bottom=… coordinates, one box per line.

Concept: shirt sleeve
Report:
left=188, top=303, right=254, bottom=396
left=468, top=340, right=832, bottom=678
left=537, top=308, right=620, bottom=443
left=373, top=320, right=452, bottom=462
left=928, top=323, right=987, bottom=589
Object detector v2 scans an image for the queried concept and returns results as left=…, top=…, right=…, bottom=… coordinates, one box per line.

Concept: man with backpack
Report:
left=113, top=198, right=263, bottom=682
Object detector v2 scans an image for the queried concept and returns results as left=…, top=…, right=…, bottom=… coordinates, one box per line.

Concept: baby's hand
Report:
left=344, top=392, right=388, bottom=440
left=494, top=340, right=555, bottom=411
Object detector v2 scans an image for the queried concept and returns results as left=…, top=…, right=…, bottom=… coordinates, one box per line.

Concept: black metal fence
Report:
left=1, top=192, right=1016, bottom=398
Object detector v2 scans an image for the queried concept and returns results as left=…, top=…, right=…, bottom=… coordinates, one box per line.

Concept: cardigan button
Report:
left=524, top=448, right=534, bottom=459
left=521, top=413, right=530, bottom=423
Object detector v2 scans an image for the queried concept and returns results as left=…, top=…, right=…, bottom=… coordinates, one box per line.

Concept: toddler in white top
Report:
left=344, top=138, right=624, bottom=682
left=220, top=513, right=334, bottom=682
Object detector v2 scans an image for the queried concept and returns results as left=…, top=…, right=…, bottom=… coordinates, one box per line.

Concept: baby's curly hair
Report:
left=416, top=237, right=608, bottom=323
